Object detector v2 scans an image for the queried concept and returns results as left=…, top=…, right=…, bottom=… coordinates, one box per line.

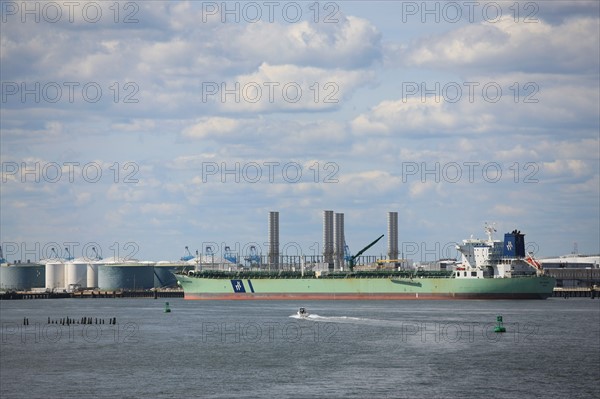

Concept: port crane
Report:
left=91, top=246, right=102, bottom=260
left=347, top=234, right=385, bottom=271
left=223, top=246, right=237, bottom=264
left=343, top=240, right=352, bottom=263
left=244, top=245, right=261, bottom=267
left=180, top=246, right=194, bottom=262
left=50, top=247, right=73, bottom=261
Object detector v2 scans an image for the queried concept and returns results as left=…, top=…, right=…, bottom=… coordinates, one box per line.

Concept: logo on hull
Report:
left=231, top=279, right=246, bottom=293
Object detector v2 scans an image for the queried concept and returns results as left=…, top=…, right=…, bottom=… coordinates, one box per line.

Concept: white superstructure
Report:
left=455, top=224, right=543, bottom=279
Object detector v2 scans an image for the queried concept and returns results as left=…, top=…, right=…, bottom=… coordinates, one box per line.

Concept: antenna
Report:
left=484, top=222, right=496, bottom=242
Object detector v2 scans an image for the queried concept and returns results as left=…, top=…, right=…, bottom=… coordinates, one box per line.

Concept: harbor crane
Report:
left=244, top=245, right=261, bottom=267
left=180, top=246, right=194, bottom=261
left=223, top=246, right=237, bottom=264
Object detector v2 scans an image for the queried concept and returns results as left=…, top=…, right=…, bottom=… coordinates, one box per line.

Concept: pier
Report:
left=552, top=287, right=600, bottom=298
left=0, top=289, right=184, bottom=300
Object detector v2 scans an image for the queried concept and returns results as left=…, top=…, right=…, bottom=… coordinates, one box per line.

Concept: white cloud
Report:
left=216, top=62, right=374, bottom=112
left=229, top=16, right=381, bottom=69
left=398, top=16, right=599, bottom=73
left=543, top=159, right=590, bottom=178
left=350, top=97, right=492, bottom=136
left=75, top=192, right=92, bottom=206
left=139, top=203, right=183, bottom=215
left=182, top=117, right=241, bottom=139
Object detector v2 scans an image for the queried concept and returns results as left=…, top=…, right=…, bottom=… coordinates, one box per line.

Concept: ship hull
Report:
left=176, top=274, right=556, bottom=300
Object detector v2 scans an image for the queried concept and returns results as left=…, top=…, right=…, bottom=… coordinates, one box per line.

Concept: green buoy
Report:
left=494, top=315, right=506, bottom=333
left=164, top=302, right=171, bottom=313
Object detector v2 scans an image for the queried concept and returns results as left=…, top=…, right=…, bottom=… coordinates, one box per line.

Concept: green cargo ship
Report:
left=175, top=227, right=556, bottom=300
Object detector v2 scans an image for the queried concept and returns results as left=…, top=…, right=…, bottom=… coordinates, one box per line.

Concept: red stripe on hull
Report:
left=184, top=292, right=550, bottom=300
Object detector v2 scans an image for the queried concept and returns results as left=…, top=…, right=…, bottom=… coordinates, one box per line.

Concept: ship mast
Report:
left=484, top=222, right=497, bottom=243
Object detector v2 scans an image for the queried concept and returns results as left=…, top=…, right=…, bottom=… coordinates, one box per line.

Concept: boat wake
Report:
left=289, top=313, right=376, bottom=324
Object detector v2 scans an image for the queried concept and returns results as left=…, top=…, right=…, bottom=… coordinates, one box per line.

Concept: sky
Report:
left=1, top=0, right=599, bottom=264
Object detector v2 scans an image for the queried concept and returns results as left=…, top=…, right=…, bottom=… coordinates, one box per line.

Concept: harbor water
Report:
left=1, top=298, right=598, bottom=398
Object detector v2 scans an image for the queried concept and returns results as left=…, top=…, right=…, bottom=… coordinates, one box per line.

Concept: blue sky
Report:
left=1, top=1, right=599, bottom=263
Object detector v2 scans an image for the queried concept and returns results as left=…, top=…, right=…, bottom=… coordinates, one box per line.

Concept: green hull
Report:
left=176, top=274, right=556, bottom=300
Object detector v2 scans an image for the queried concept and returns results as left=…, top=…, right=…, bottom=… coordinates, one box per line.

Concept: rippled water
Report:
left=1, top=298, right=598, bottom=398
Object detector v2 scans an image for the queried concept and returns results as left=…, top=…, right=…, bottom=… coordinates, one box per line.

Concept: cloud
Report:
left=182, top=117, right=241, bottom=139
left=139, top=203, right=183, bottom=215
left=543, top=159, right=591, bottom=178
left=492, top=204, right=525, bottom=216
left=396, top=16, right=599, bottom=74
left=214, top=62, right=374, bottom=112
left=350, top=97, right=493, bottom=136
left=228, top=16, right=382, bottom=69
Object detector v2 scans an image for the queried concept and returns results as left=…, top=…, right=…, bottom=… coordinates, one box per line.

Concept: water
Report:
left=1, top=298, right=598, bottom=398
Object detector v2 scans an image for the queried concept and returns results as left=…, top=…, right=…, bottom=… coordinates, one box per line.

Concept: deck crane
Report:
left=347, top=234, right=385, bottom=271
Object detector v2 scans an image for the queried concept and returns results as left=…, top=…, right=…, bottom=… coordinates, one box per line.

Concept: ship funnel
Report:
left=387, top=212, right=398, bottom=261
left=503, top=230, right=525, bottom=258
left=268, top=211, right=279, bottom=269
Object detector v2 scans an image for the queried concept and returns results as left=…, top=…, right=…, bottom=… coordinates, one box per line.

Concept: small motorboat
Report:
left=297, top=307, right=309, bottom=318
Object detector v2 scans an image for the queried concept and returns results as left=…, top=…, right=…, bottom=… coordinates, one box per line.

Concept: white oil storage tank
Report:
left=87, top=261, right=100, bottom=289
left=65, top=258, right=88, bottom=290
left=45, top=260, right=65, bottom=290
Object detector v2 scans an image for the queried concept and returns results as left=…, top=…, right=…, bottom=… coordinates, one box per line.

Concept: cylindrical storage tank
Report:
left=29, top=262, right=45, bottom=288
left=45, top=260, right=65, bottom=290
left=268, top=211, right=279, bottom=268
left=387, top=211, right=399, bottom=260
left=323, top=210, right=334, bottom=266
left=65, top=259, right=87, bottom=288
left=0, top=263, right=45, bottom=291
left=98, top=262, right=155, bottom=290
left=153, top=262, right=180, bottom=288
left=87, top=262, right=99, bottom=288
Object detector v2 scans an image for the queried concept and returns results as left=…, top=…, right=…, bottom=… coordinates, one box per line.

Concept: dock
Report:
left=552, top=287, right=600, bottom=298
left=0, top=289, right=184, bottom=300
